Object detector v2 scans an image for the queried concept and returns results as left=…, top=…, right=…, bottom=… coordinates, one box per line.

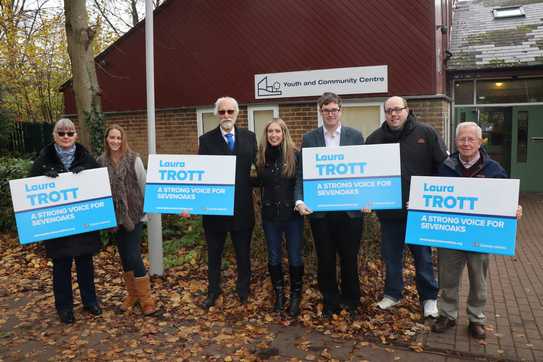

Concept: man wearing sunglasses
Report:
left=198, top=96, right=257, bottom=309
left=365, top=96, right=448, bottom=319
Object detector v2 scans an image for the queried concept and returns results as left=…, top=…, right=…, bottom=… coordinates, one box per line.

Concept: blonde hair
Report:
left=103, top=124, right=131, bottom=159
left=256, top=118, right=297, bottom=177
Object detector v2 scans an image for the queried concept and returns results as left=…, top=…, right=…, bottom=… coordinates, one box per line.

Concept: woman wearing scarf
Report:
left=98, top=124, right=157, bottom=315
left=30, top=118, right=102, bottom=324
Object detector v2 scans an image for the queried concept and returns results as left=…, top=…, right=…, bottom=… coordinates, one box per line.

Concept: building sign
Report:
left=9, top=168, right=117, bottom=244
left=144, top=154, right=236, bottom=215
left=302, top=144, right=401, bottom=212
left=405, top=176, right=520, bottom=256
left=255, top=65, right=388, bottom=99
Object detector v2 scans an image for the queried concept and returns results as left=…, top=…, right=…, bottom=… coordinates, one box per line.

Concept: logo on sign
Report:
left=257, top=76, right=282, bottom=97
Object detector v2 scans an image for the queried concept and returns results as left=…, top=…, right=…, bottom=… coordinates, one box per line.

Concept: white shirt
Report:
left=323, top=123, right=341, bottom=147
left=459, top=151, right=481, bottom=169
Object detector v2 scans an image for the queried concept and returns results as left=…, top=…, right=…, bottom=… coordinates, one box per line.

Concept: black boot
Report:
left=288, top=265, right=304, bottom=317
left=269, top=264, right=285, bottom=312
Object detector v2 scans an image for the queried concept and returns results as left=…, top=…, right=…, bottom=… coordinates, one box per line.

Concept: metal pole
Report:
left=145, top=0, right=163, bottom=275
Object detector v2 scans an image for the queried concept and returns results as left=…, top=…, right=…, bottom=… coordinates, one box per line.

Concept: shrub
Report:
left=0, top=157, right=33, bottom=231
left=160, top=214, right=206, bottom=268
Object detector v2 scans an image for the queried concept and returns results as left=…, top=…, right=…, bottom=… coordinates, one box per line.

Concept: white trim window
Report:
left=196, top=107, right=216, bottom=137
left=318, top=101, right=384, bottom=138
left=247, top=104, right=279, bottom=143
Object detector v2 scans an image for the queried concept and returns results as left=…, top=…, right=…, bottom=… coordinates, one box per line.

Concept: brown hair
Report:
left=256, top=118, right=297, bottom=177
left=318, top=92, right=342, bottom=109
left=103, top=124, right=131, bottom=159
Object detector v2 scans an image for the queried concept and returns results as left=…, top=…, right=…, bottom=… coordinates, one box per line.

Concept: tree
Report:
left=0, top=0, right=69, bottom=123
left=63, top=0, right=104, bottom=153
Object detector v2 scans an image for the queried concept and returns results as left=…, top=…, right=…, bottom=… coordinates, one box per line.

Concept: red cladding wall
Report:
left=63, top=0, right=438, bottom=114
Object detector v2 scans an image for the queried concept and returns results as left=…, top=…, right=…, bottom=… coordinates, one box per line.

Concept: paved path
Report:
left=421, top=193, right=543, bottom=361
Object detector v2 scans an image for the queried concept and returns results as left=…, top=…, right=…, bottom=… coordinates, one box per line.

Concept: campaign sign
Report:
left=144, top=154, right=236, bottom=215
left=406, top=176, right=520, bottom=256
left=302, top=144, right=402, bottom=211
left=9, top=168, right=117, bottom=245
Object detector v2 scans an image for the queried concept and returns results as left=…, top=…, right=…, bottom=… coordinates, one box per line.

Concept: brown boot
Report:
left=134, top=274, right=157, bottom=316
left=121, top=271, right=138, bottom=312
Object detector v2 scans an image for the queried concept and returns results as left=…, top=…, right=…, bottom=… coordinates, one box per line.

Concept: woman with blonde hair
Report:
left=98, top=124, right=157, bottom=315
left=255, top=118, right=304, bottom=316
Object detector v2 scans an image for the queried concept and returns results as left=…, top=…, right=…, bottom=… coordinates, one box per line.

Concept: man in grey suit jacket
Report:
left=294, top=92, right=364, bottom=318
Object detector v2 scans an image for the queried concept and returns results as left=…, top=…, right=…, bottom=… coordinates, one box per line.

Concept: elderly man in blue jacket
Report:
left=432, top=121, right=522, bottom=339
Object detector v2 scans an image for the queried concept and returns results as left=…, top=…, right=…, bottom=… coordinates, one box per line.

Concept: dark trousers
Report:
left=310, top=212, right=363, bottom=308
left=116, top=222, right=146, bottom=277
left=205, top=228, right=253, bottom=297
left=52, top=254, right=98, bottom=312
left=380, top=218, right=438, bottom=301
left=262, top=217, right=304, bottom=267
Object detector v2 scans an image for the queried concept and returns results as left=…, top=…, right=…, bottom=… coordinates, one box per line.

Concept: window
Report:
left=477, top=78, right=543, bottom=104
left=493, top=7, right=525, bottom=19
left=319, top=102, right=383, bottom=138
left=247, top=104, right=279, bottom=144
left=196, top=107, right=217, bottom=136
left=454, top=80, right=474, bottom=105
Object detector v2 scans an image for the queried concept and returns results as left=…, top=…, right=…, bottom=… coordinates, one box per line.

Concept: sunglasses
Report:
left=57, top=131, right=75, bottom=137
left=218, top=109, right=236, bottom=115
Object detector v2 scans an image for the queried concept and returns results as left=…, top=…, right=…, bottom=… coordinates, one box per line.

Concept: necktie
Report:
left=225, top=133, right=235, bottom=152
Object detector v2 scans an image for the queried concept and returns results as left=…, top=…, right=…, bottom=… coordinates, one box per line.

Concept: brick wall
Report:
left=407, top=99, right=449, bottom=137
left=94, top=98, right=449, bottom=160
left=279, top=103, right=318, bottom=147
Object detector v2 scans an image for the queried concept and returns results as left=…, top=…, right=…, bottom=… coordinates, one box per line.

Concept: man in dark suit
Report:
left=294, top=92, right=364, bottom=318
left=198, top=96, right=257, bottom=308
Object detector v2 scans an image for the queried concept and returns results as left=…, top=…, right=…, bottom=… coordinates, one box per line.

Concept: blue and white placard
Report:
left=302, top=144, right=402, bottom=211
left=9, top=168, right=117, bottom=245
left=144, top=154, right=236, bottom=215
left=405, top=176, right=520, bottom=256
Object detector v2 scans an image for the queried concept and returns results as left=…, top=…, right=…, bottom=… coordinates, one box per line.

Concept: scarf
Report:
left=54, top=144, right=76, bottom=170
left=98, top=151, right=144, bottom=232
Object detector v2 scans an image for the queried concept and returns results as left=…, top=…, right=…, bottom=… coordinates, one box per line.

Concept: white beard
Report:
left=220, top=120, right=234, bottom=131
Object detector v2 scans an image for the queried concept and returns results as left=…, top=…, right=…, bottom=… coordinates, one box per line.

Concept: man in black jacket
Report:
left=365, top=96, right=447, bottom=318
left=198, top=96, right=257, bottom=309
left=294, top=92, right=364, bottom=318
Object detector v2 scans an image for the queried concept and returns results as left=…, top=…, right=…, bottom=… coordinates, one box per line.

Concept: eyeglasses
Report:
left=385, top=107, right=407, bottom=115
left=218, top=109, right=236, bottom=115
left=57, top=131, right=75, bottom=137
left=457, top=137, right=479, bottom=144
left=321, top=108, right=340, bottom=114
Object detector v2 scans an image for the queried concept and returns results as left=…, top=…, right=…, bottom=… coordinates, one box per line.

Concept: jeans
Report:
left=262, top=217, right=304, bottom=267
left=380, top=218, right=438, bottom=302
left=52, top=254, right=98, bottom=312
left=116, top=222, right=146, bottom=277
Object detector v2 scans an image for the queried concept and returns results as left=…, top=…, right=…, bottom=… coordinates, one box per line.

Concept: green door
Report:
left=511, top=107, right=543, bottom=192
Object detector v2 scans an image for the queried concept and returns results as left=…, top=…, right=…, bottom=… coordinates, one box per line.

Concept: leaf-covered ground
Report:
left=0, top=232, right=433, bottom=361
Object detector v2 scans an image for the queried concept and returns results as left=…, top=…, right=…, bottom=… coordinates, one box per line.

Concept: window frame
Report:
left=196, top=107, right=216, bottom=137
left=317, top=101, right=385, bottom=131
left=247, top=104, right=279, bottom=134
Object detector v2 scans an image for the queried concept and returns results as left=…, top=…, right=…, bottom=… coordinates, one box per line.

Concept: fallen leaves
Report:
left=0, top=231, right=427, bottom=360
